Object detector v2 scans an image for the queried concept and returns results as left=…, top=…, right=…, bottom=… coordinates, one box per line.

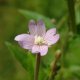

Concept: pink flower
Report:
left=14, top=20, right=59, bottom=56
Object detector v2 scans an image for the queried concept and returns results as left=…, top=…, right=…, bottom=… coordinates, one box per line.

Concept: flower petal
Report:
left=45, top=34, right=59, bottom=45
left=19, top=41, right=34, bottom=49
left=37, top=20, right=46, bottom=36
left=32, top=45, right=40, bottom=53
left=15, top=34, right=34, bottom=49
left=14, top=34, right=31, bottom=41
left=28, top=20, right=37, bottom=35
left=46, top=28, right=56, bottom=36
left=32, top=45, right=48, bottom=56
left=40, top=45, right=48, bottom=56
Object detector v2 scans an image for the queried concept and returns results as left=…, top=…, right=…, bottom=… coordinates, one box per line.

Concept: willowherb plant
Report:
left=14, top=19, right=59, bottom=80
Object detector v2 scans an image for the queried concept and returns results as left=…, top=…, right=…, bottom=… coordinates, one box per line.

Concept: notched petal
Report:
left=28, top=20, right=37, bottom=35
left=29, top=20, right=36, bottom=26
left=15, top=34, right=34, bottom=50
left=14, top=34, right=29, bottom=41
left=37, top=20, right=46, bottom=36
left=32, top=45, right=40, bottom=53
left=40, top=45, right=48, bottom=56
left=45, top=34, right=60, bottom=46
left=46, top=28, right=56, bottom=36
left=19, top=41, right=33, bottom=49
left=37, top=20, right=45, bottom=26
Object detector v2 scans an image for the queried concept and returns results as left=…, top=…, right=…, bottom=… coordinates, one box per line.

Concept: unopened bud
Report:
left=51, top=19, right=56, bottom=24
left=55, top=49, right=61, bottom=59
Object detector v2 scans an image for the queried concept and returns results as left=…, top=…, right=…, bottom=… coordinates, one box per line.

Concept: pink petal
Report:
left=46, top=28, right=56, bottom=37
left=40, top=45, right=48, bottom=56
left=45, top=34, right=59, bottom=45
left=37, top=20, right=46, bottom=36
left=28, top=20, right=37, bottom=35
left=15, top=34, right=34, bottom=49
left=14, top=34, right=32, bottom=41
left=19, top=41, right=34, bottom=49
left=32, top=45, right=48, bottom=56
left=32, top=45, right=40, bottom=53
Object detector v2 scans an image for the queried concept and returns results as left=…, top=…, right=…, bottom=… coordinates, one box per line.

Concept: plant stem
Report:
left=67, top=0, right=76, bottom=33
left=49, top=51, right=61, bottom=80
left=49, top=1, right=76, bottom=79
left=34, top=53, right=41, bottom=80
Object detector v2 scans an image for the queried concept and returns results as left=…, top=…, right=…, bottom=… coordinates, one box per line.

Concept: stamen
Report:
left=34, top=36, right=45, bottom=45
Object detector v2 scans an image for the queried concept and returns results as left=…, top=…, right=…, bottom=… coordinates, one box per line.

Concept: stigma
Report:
left=34, top=35, right=45, bottom=45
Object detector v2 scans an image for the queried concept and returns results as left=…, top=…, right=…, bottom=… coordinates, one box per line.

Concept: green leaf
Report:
left=69, top=65, right=80, bottom=72
left=69, top=65, right=80, bottom=78
left=65, top=36, right=80, bottom=66
left=5, top=42, right=35, bottom=79
left=19, top=9, right=55, bottom=28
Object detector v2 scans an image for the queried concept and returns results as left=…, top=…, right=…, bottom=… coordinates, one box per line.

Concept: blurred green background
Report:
left=0, top=0, right=80, bottom=80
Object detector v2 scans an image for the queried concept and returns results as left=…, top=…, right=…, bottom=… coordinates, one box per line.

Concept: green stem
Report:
left=34, top=53, right=41, bottom=80
left=49, top=51, right=61, bottom=80
left=67, top=0, right=76, bottom=33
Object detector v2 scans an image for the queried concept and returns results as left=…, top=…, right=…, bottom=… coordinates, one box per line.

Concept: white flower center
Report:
left=34, top=35, right=45, bottom=45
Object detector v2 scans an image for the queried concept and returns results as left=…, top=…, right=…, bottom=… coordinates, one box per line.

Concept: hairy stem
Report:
left=67, top=0, right=76, bottom=33
left=34, top=53, right=41, bottom=80
left=49, top=51, right=61, bottom=80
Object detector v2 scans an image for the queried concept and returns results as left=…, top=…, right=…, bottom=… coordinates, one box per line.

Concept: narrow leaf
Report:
left=19, top=9, right=55, bottom=28
left=5, top=42, right=35, bottom=78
